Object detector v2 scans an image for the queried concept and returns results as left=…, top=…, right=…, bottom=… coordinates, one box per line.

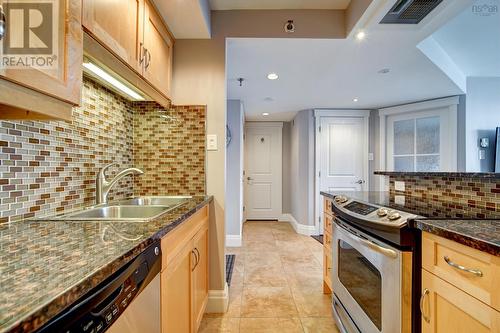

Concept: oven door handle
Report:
left=338, top=224, right=398, bottom=259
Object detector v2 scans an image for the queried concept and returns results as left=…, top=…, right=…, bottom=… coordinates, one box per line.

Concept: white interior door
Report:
left=244, top=123, right=282, bottom=220
left=318, top=117, right=367, bottom=229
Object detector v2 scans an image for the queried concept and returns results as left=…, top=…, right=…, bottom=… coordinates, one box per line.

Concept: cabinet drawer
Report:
left=324, top=198, right=333, bottom=216
left=324, top=251, right=333, bottom=289
left=324, top=214, right=333, bottom=235
left=324, top=231, right=333, bottom=251
left=422, top=232, right=500, bottom=311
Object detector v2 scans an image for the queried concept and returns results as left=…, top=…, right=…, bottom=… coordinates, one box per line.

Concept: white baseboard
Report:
left=226, top=234, right=242, bottom=247
left=279, top=213, right=317, bottom=236
left=205, top=283, right=229, bottom=313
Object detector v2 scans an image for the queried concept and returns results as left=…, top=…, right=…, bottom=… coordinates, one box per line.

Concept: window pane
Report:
left=394, top=119, right=415, bottom=155
left=416, top=117, right=440, bottom=154
left=394, top=156, right=414, bottom=171
left=416, top=155, right=440, bottom=172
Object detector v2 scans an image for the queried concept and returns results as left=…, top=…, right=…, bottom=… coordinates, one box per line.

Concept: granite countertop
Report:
left=0, top=195, right=212, bottom=333
left=374, top=171, right=500, bottom=178
left=413, top=219, right=500, bottom=257
left=320, top=191, right=500, bottom=256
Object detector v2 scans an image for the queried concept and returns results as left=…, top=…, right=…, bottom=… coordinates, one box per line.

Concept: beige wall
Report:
left=171, top=5, right=372, bottom=297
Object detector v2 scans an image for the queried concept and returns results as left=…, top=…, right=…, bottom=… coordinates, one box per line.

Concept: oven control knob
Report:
left=388, top=212, right=401, bottom=221
left=335, top=196, right=348, bottom=204
left=377, top=208, right=388, bottom=217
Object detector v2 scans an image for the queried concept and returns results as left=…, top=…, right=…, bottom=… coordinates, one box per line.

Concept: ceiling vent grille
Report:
left=380, top=0, right=443, bottom=24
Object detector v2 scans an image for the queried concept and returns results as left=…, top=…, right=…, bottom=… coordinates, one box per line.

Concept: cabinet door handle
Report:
left=444, top=256, right=483, bottom=277
left=420, top=288, right=430, bottom=323
left=191, top=250, right=198, bottom=271
left=145, top=49, right=152, bottom=69
left=139, top=43, right=145, bottom=64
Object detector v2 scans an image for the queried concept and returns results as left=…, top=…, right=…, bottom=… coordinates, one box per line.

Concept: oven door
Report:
left=332, top=221, right=402, bottom=333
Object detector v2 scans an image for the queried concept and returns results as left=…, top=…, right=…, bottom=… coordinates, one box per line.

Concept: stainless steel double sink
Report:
left=47, top=196, right=191, bottom=222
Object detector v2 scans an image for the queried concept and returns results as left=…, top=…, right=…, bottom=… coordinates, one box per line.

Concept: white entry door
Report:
left=318, top=116, right=368, bottom=229
left=244, top=123, right=283, bottom=220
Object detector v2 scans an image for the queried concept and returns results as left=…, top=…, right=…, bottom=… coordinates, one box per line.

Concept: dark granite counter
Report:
left=413, top=219, right=500, bottom=257
left=374, top=171, right=500, bottom=178
left=321, top=191, right=500, bottom=256
left=0, top=195, right=212, bottom=333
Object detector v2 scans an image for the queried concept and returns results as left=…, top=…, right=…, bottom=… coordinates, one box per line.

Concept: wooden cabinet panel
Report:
left=0, top=0, right=82, bottom=108
left=421, top=269, right=500, bottom=333
left=83, top=0, right=144, bottom=73
left=324, top=198, right=333, bottom=217
left=324, top=213, right=333, bottom=234
left=192, top=226, right=209, bottom=332
left=143, top=0, right=173, bottom=97
left=323, top=250, right=332, bottom=294
left=161, top=242, right=193, bottom=333
left=422, top=232, right=500, bottom=311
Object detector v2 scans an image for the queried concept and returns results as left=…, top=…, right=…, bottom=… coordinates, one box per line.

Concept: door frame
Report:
left=314, top=110, right=370, bottom=235
left=244, top=122, right=283, bottom=221
left=378, top=96, right=459, bottom=190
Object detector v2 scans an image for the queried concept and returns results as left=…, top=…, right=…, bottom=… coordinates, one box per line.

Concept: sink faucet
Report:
left=96, top=163, right=144, bottom=205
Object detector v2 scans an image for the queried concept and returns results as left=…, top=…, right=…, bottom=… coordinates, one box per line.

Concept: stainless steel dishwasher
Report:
left=37, top=242, right=161, bottom=333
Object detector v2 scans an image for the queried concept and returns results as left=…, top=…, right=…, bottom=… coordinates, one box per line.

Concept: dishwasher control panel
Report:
left=37, top=243, right=161, bottom=333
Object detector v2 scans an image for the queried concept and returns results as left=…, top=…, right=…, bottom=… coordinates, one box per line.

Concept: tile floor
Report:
left=199, top=221, right=340, bottom=333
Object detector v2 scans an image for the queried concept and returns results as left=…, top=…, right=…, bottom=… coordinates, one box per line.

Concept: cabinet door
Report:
left=0, top=0, right=82, bottom=105
left=421, top=270, right=500, bottom=333
left=192, top=226, right=209, bottom=332
left=161, top=242, right=193, bottom=333
left=143, top=0, right=173, bottom=98
left=83, top=0, right=144, bottom=73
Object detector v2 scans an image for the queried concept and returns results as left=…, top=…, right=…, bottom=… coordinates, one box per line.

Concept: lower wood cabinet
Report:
left=160, top=206, right=209, bottom=333
left=421, top=269, right=500, bottom=333
left=421, top=232, right=500, bottom=333
left=323, top=197, right=333, bottom=294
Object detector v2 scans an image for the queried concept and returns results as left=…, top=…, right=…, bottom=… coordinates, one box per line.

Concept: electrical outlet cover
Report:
left=394, top=181, right=405, bottom=192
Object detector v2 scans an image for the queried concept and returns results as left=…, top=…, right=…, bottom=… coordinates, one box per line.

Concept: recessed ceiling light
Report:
left=355, top=31, right=366, bottom=41
left=353, top=98, right=359, bottom=102
left=378, top=68, right=390, bottom=74
left=264, top=97, right=274, bottom=102
left=267, top=73, right=279, bottom=80
left=262, top=112, right=270, bottom=116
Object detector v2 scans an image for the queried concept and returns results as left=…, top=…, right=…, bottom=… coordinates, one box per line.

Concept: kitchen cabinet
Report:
left=161, top=205, right=209, bottom=333
left=83, top=0, right=173, bottom=99
left=82, top=0, right=144, bottom=73
left=0, top=0, right=82, bottom=120
left=421, top=232, right=500, bottom=332
left=421, top=269, right=500, bottom=333
left=323, top=197, right=333, bottom=294
left=143, top=0, right=173, bottom=97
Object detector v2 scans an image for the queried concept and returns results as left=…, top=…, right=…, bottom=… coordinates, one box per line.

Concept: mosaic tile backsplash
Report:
left=133, top=103, right=206, bottom=196
left=0, top=77, right=206, bottom=223
left=389, top=175, right=500, bottom=219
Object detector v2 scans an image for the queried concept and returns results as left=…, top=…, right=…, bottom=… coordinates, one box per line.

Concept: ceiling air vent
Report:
left=380, top=0, right=443, bottom=24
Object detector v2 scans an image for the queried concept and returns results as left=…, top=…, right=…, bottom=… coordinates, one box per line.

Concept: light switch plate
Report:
left=395, top=195, right=405, bottom=206
left=394, top=181, right=405, bottom=192
left=207, top=134, right=218, bottom=151
left=479, top=149, right=486, bottom=160
left=368, top=153, right=374, bottom=161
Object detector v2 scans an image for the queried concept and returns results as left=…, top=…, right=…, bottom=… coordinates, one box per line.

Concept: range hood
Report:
left=380, top=0, right=444, bottom=24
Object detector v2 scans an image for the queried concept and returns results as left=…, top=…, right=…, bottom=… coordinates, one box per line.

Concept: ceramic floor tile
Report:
left=301, top=317, right=340, bottom=333
left=241, top=286, right=299, bottom=318
left=239, top=317, right=303, bottom=333
left=198, top=317, right=240, bottom=333
left=291, top=286, right=333, bottom=317
left=243, top=266, right=289, bottom=287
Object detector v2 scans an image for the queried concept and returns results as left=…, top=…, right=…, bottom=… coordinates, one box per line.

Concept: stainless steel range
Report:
left=328, top=194, right=421, bottom=333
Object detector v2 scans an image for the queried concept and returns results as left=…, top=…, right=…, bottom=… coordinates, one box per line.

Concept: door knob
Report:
left=247, top=177, right=253, bottom=181
left=355, top=180, right=365, bottom=184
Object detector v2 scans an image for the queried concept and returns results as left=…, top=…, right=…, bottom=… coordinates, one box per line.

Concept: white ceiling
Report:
left=210, top=0, right=351, bottom=10
left=430, top=0, right=500, bottom=77
left=226, top=0, right=473, bottom=121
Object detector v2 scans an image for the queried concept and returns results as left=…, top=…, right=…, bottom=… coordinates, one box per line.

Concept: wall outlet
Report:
left=368, top=153, right=374, bottom=161
left=207, top=134, right=218, bottom=151
left=395, top=195, right=405, bottom=206
left=394, top=181, right=405, bottom=192
left=479, top=149, right=486, bottom=160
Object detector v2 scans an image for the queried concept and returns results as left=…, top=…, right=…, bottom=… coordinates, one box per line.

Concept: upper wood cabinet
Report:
left=143, top=0, right=173, bottom=98
left=82, top=0, right=144, bottom=73
left=0, top=0, right=82, bottom=120
left=83, top=0, right=173, bottom=99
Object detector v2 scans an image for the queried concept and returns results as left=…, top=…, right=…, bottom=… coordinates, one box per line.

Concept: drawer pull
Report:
left=420, top=288, right=430, bottom=323
left=444, top=256, right=483, bottom=277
